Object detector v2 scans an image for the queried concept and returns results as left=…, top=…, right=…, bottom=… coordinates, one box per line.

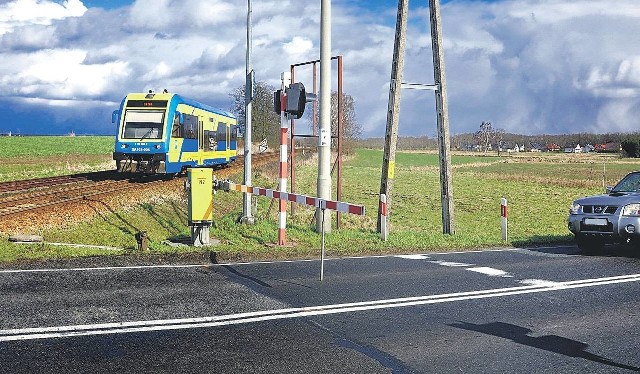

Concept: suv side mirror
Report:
left=606, top=186, right=613, bottom=193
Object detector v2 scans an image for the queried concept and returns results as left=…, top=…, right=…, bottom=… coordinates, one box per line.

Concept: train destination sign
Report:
left=126, top=100, right=168, bottom=108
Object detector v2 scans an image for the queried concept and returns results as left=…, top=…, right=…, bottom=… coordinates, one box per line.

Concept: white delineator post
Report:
left=380, top=194, right=388, bottom=241
left=279, top=72, right=291, bottom=246
left=501, top=198, right=508, bottom=242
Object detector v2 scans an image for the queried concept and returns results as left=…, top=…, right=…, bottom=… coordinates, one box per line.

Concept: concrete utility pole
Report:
left=241, top=0, right=254, bottom=224
left=316, top=0, right=332, bottom=233
left=429, top=0, right=455, bottom=234
left=377, top=0, right=408, bottom=233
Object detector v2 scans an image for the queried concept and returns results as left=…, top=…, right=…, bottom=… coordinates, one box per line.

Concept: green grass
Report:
left=0, top=136, right=113, bottom=157
left=0, top=140, right=629, bottom=264
left=350, top=149, right=500, bottom=168
left=0, top=136, right=114, bottom=181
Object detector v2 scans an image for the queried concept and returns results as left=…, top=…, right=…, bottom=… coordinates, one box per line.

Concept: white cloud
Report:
left=283, top=36, right=313, bottom=58
left=0, top=0, right=86, bottom=35
left=3, top=48, right=129, bottom=99
left=142, top=61, right=171, bottom=81
left=0, top=0, right=639, bottom=136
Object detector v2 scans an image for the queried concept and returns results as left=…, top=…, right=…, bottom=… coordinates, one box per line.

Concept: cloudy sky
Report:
left=0, top=0, right=639, bottom=137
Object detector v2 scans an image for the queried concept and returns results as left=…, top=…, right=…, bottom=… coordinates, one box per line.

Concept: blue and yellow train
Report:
left=112, top=91, right=238, bottom=174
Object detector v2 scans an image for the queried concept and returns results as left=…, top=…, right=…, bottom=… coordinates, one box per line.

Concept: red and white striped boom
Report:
left=217, top=181, right=366, bottom=216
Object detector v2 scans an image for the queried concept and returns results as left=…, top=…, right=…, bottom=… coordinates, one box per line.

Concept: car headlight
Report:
left=622, top=203, right=640, bottom=216
left=569, top=202, right=582, bottom=215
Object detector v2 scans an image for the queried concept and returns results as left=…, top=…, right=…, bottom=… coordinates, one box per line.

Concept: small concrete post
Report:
left=191, top=225, right=211, bottom=247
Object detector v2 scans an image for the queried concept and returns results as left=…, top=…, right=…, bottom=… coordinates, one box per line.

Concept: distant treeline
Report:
left=355, top=132, right=640, bottom=151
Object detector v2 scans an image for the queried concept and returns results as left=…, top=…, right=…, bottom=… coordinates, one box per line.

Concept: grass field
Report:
left=0, top=136, right=114, bottom=181
left=0, top=136, right=636, bottom=263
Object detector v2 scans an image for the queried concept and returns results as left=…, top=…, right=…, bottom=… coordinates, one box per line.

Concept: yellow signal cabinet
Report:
left=187, top=168, right=213, bottom=223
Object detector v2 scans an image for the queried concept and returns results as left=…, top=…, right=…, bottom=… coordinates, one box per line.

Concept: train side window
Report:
left=204, top=130, right=217, bottom=151
left=171, top=114, right=183, bottom=138
left=183, top=114, right=198, bottom=139
left=217, top=122, right=227, bottom=142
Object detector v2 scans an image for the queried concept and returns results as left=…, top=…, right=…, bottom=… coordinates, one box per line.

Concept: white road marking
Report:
left=467, top=267, right=513, bottom=278
left=2, top=273, right=639, bottom=342
left=519, top=279, right=564, bottom=287
left=395, top=255, right=430, bottom=260
left=0, top=248, right=523, bottom=274
left=429, top=260, right=473, bottom=267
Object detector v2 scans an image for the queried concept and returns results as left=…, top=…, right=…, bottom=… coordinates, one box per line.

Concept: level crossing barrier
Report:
left=214, top=179, right=366, bottom=280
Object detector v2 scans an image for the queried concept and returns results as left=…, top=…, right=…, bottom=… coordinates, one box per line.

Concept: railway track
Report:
left=0, top=152, right=280, bottom=219
left=0, top=177, right=166, bottom=218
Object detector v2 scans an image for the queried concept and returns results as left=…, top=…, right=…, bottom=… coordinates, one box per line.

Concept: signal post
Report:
left=273, top=75, right=317, bottom=245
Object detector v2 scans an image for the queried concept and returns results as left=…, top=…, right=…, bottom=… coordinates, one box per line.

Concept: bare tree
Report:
left=311, top=91, right=362, bottom=153
left=474, top=121, right=502, bottom=153
left=230, top=81, right=280, bottom=148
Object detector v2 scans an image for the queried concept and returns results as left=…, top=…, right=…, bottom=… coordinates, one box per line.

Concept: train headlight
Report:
left=120, top=144, right=129, bottom=149
left=154, top=144, right=161, bottom=149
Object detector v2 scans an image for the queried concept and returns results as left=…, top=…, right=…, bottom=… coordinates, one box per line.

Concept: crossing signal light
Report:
left=273, top=89, right=282, bottom=115
left=286, top=83, right=317, bottom=119
left=273, top=83, right=317, bottom=119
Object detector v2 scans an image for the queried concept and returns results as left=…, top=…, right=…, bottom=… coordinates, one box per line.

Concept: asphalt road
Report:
left=1, top=245, right=639, bottom=373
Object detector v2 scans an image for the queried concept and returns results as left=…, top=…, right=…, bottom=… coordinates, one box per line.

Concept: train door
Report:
left=203, top=118, right=217, bottom=152
left=216, top=122, right=227, bottom=151
left=229, top=125, right=238, bottom=151
left=182, top=114, right=199, bottom=152
left=167, top=113, right=184, bottom=164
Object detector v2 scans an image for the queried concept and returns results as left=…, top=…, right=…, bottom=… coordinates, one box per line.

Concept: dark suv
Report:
left=568, top=171, right=640, bottom=252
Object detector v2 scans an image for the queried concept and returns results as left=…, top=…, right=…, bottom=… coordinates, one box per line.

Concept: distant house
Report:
left=529, top=142, right=545, bottom=152
left=595, top=142, right=621, bottom=153
left=460, top=143, right=475, bottom=151
left=582, top=144, right=595, bottom=153
left=547, top=143, right=561, bottom=152
left=564, top=144, right=582, bottom=153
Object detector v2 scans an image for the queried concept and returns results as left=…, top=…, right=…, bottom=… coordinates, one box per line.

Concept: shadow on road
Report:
left=523, top=243, right=640, bottom=259
left=450, top=321, right=639, bottom=372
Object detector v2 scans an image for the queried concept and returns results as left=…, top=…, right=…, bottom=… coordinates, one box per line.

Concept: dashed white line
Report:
left=467, top=267, right=513, bottom=278
left=396, top=254, right=430, bottom=260
left=428, top=260, right=473, bottom=267
left=0, top=248, right=524, bottom=275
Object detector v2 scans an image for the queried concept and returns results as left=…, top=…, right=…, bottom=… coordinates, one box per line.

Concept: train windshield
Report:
left=122, top=110, right=165, bottom=140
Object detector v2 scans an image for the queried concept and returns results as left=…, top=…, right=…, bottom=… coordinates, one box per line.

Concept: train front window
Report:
left=122, top=110, right=165, bottom=140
